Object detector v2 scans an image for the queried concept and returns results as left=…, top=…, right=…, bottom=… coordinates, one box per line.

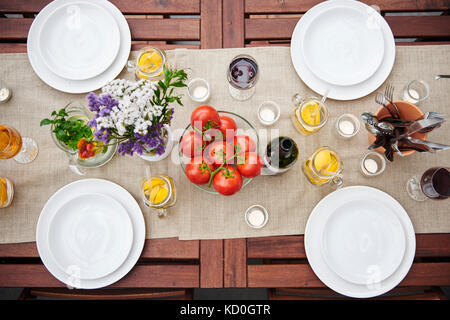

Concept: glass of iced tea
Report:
left=303, top=146, right=343, bottom=188
left=140, top=175, right=176, bottom=217
left=227, top=54, right=259, bottom=101
left=0, top=177, right=13, bottom=208
left=406, top=167, right=450, bottom=201
left=0, top=125, right=38, bottom=164
left=292, top=94, right=329, bottom=136
left=127, top=46, right=166, bottom=81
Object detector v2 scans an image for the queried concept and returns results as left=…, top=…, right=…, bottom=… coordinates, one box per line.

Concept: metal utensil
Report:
left=375, top=92, right=396, bottom=118
left=384, top=84, right=400, bottom=119
left=361, top=112, right=382, bottom=135
left=395, top=118, right=445, bottom=141
left=406, top=137, right=450, bottom=153
left=435, top=75, right=450, bottom=80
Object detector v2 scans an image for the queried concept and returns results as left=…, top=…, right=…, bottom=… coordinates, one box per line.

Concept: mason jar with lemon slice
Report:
left=0, top=177, right=13, bottom=208
left=141, top=175, right=176, bottom=217
left=291, top=94, right=329, bottom=136
left=303, top=146, right=343, bottom=188
left=127, top=47, right=166, bottom=81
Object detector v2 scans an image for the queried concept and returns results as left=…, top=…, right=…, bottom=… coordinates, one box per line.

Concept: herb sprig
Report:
left=40, top=107, right=93, bottom=151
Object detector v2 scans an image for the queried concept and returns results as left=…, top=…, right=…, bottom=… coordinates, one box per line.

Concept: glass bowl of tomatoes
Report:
left=179, top=109, right=261, bottom=195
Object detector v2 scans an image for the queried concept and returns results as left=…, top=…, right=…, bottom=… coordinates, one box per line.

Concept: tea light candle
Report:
left=338, top=120, right=355, bottom=135
left=258, top=101, right=280, bottom=126
left=336, top=114, right=360, bottom=138
left=364, top=158, right=378, bottom=174
left=187, top=78, right=210, bottom=103
left=0, top=87, right=11, bottom=103
left=245, top=205, right=268, bottom=229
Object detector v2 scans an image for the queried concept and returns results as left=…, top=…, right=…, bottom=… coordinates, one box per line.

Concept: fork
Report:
left=384, top=84, right=400, bottom=118
left=375, top=92, right=396, bottom=118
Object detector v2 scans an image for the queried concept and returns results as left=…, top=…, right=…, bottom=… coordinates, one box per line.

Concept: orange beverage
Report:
left=0, top=125, right=22, bottom=159
left=0, top=177, right=13, bottom=208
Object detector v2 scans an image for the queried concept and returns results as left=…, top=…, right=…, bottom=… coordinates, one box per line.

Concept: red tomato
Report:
left=213, top=166, right=243, bottom=196
left=218, top=115, right=237, bottom=143
left=185, top=157, right=214, bottom=185
left=204, top=141, right=235, bottom=168
left=234, top=135, right=256, bottom=155
left=237, top=152, right=263, bottom=178
left=180, top=131, right=206, bottom=158
left=190, top=105, right=221, bottom=132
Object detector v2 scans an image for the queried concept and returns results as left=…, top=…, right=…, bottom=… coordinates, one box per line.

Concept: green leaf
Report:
left=40, top=119, right=53, bottom=126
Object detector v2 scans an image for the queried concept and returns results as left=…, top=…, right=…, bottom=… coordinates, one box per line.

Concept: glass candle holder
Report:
left=258, top=101, right=280, bottom=126
left=187, top=78, right=210, bottom=103
left=0, top=83, right=12, bottom=104
left=245, top=204, right=269, bottom=229
left=335, top=114, right=360, bottom=139
left=360, top=152, right=386, bottom=177
left=402, top=80, right=429, bottom=104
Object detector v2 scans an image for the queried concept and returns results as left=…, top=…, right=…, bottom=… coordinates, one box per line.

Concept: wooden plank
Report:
left=200, top=0, right=222, bottom=49
left=224, top=239, right=247, bottom=287
left=248, top=263, right=450, bottom=288
left=248, top=234, right=450, bottom=259
left=131, top=41, right=200, bottom=51
left=0, top=17, right=200, bottom=41
left=0, top=0, right=200, bottom=14
left=0, top=238, right=199, bottom=259
left=0, top=264, right=199, bottom=288
left=200, top=240, right=223, bottom=288
left=245, top=0, right=450, bottom=13
left=223, top=0, right=244, bottom=48
left=244, top=16, right=450, bottom=40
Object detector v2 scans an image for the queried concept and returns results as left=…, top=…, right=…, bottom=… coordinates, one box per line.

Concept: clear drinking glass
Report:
left=302, top=146, right=343, bottom=188
left=0, top=177, right=14, bottom=208
left=292, top=94, right=329, bottom=136
left=406, top=167, right=450, bottom=201
left=127, top=46, right=166, bottom=81
left=0, top=125, right=38, bottom=164
left=402, top=80, right=429, bottom=105
left=227, top=54, right=259, bottom=101
left=141, top=175, right=177, bottom=217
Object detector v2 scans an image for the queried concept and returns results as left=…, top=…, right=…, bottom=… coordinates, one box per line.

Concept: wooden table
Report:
left=1, top=0, right=450, bottom=298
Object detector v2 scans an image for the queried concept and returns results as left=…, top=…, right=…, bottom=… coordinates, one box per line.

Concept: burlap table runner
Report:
left=0, top=46, right=449, bottom=243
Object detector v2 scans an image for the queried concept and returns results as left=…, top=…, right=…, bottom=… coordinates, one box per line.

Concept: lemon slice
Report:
left=314, top=150, right=332, bottom=171
left=301, top=101, right=321, bottom=125
left=138, top=50, right=162, bottom=73
left=149, top=185, right=168, bottom=204
left=0, top=178, right=7, bottom=207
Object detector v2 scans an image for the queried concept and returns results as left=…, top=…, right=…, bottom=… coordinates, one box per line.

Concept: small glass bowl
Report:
left=335, top=114, right=360, bottom=139
left=257, top=101, right=280, bottom=126
left=245, top=205, right=269, bottom=229
left=187, top=78, right=210, bottom=103
left=360, top=152, right=386, bottom=177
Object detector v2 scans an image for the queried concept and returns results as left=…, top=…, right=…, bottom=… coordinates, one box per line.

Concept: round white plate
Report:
left=302, top=5, right=385, bottom=86
left=27, top=0, right=131, bottom=93
left=39, top=1, right=120, bottom=80
left=37, top=179, right=146, bottom=289
left=291, top=0, right=395, bottom=100
left=321, top=199, right=405, bottom=285
left=305, top=186, right=415, bottom=299
left=47, top=193, right=133, bottom=280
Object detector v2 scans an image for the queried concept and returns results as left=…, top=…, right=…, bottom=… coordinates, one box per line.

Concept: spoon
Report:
left=435, top=75, right=450, bottom=80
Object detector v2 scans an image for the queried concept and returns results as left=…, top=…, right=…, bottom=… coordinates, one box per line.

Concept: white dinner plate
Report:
left=291, top=0, right=395, bottom=100
left=39, top=1, right=120, bottom=80
left=37, top=179, right=145, bottom=289
left=305, top=186, right=415, bottom=298
left=27, top=0, right=131, bottom=93
left=47, top=193, right=133, bottom=280
left=321, top=199, right=405, bottom=285
left=302, top=5, right=385, bottom=86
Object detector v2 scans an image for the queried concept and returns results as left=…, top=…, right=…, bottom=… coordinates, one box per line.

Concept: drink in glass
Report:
left=0, top=125, right=38, bottom=164
left=303, top=146, right=343, bottom=187
left=127, top=47, right=166, bottom=81
left=292, top=94, right=329, bottom=136
left=0, top=177, right=13, bottom=208
left=141, top=175, right=176, bottom=217
left=406, top=167, right=450, bottom=201
left=227, top=55, right=259, bottom=101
